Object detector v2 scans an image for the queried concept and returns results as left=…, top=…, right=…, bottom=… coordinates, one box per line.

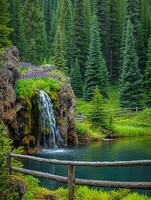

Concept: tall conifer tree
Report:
left=53, top=25, right=67, bottom=73
left=108, top=0, right=121, bottom=82
left=127, top=0, right=145, bottom=71
left=0, top=0, right=12, bottom=48
left=84, top=15, right=108, bottom=100
left=145, top=36, right=151, bottom=107
left=44, top=0, right=55, bottom=52
left=23, top=0, right=47, bottom=64
left=8, top=0, right=27, bottom=60
left=70, top=58, right=83, bottom=97
left=54, top=0, right=73, bottom=72
left=72, top=0, right=88, bottom=79
left=120, top=19, right=143, bottom=108
left=95, top=0, right=110, bottom=69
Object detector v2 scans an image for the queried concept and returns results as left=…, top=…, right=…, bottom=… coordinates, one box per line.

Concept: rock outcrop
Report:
left=0, top=47, right=20, bottom=124
left=0, top=48, right=76, bottom=150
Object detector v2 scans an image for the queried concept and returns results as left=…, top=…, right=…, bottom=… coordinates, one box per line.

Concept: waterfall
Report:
left=39, top=90, right=62, bottom=149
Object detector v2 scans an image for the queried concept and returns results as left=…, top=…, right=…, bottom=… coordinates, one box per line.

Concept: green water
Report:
left=24, top=137, right=151, bottom=195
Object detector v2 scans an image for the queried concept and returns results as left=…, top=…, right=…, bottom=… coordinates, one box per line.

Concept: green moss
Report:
left=49, top=90, right=60, bottom=109
left=14, top=77, right=61, bottom=100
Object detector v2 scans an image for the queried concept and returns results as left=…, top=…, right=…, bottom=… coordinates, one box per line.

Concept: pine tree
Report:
left=108, top=0, right=121, bottom=82
left=8, top=0, right=27, bottom=60
left=95, top=0, right=110, bottom=70
left=22, top=0, right=47, bottom=65
left=72, top=0, right=89, bottom=79
left=70, top=58, right=83, bottom=97
left=140, top=0, right=151, bottom=48
left=54, top=0, right=73, bottom=72
left=127, top=0, right=145, bottom=71
left=53, top=25, right=67, bottom=73
left=120, top=19, right=143, bottom=108
left=44, top=0, right=56, bottom=52
left=84, top=15, right=108, bottom=100
left=89, top=86, right=111, bottom=130
left=120, top=20, right=127, bottom=70
left=145, top=36, right=151, bottom=107
left=0, top=0, right=12, bottom=48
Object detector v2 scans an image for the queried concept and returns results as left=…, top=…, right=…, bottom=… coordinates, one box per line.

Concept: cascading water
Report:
left=39, top=90, right=62, bottom=149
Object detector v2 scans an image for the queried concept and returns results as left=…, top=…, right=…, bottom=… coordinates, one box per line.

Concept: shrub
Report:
left=0, top=123, right=23, bottom=199
left=89, top=87, right=113, bottom=130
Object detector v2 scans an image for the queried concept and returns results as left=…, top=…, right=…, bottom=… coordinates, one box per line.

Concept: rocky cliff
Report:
left=0, top=48, right=76, bottom=150
left=0, top=47, right=20, bottom=124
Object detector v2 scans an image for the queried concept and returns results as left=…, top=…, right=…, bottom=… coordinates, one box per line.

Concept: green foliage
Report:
left=58, top=186, right=151, bottom=200
left=22, top=0, right=47, bottom=64
left=20, top=67, right=29, bottom=74
left=53, top=25, right=67, bottom=73
left=127, top=0, right=145, bottom=70
left=44, top=0, right=56, bottom=52
left=95, top=0, right=110, bottom=70
left=0, top=123, right=23, bottom=199
left=120, top=18, right=143, bottom=108
left=89, top=87, right=112, bottom=130
left=84, top=15, right=108, bottom=100
left=76, top=122, right=103, bottom=139
left=145, top=36, right=151, bottom=107
left=8, top=0, right=27, bottom=60
left=70, top=58, right=83, bottom=97
left=53, top=0, right=73, bottom=70
left=108, top=0, right=121, bottom=82
left=72, top=0, right=89, bottom=79
left=22, top=176, right=40, bottom=200
left=135, top=108, right=151, bottom=126
left=113, top=108, right=151, bottom=136
left=14, top=78, right=61, bottom=100
left=0, top=0, right=12, bottom=48
left=114, top=125, right=151, bottom=137
left=0, top=123, right=23, bottom=176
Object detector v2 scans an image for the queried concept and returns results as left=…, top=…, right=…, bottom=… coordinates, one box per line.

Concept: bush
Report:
left=89, top=87, right=113, bottom=130
left=0, top=123, right=23, bottom=199
left=135, top=108, right=151, bottom=126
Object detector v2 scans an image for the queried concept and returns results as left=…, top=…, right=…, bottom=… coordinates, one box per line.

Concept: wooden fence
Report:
left=6, top=152, right=151, bottom=200
left=76, top=107, right=145, bottom=122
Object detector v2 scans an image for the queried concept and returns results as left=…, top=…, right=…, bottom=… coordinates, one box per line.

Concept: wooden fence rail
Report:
left=6, top=152, right=151, bottom=200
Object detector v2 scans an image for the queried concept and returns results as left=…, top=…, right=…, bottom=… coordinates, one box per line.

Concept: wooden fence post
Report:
left=68, top=164, right=75, bottom=200
left=6, top=152, right=11, bottom=175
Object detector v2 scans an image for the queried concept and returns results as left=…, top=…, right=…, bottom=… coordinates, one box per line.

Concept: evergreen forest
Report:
left=0, top=0, right=151, bottom=200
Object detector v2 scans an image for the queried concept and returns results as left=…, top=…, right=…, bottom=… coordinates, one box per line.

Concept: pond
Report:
left=24, top=136, right=151, bottom=196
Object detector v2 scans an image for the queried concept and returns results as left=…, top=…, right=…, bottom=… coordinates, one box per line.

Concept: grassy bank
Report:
left=76, top=87, right=151, bottom=138
left=7, top=175, right=151, bottom=200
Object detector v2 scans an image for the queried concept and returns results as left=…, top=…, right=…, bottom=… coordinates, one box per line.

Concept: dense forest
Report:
left=1, top=1, right=151, bottom=200
left=1, top=0, right=151, bottom=107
